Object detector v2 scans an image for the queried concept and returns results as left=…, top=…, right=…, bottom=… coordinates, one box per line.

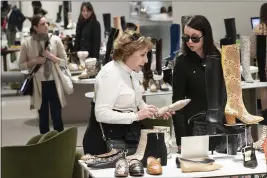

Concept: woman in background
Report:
left=75, top=2, right=101, bottom=59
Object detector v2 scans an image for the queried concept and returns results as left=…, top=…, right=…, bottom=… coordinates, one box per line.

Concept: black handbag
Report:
left=20, top=65, right=41, bottom=96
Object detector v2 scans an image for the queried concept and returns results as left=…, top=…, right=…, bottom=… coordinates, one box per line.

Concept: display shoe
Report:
left=86, top=149, right=126, bottom=168
left=242, top=145, right=258, bottom=169
left=77, top=51, right=89, bottom=67
left=126, top=130, right=167, bottom=167
left=176, top=157, right=215, bottom=168
left=56, top=5, right=62, bottom=23
left=103, top=13, right=111, bottom=38
left=68, top=63, right=78, bottom=71
left=159, top=80, right=169, bottom=91
left=155, top=99, right=191, bottom=118
left=253, top=125, right=267, bottom=150
left=143, top=50, right=153, bottom=91
left=205, top=54, right=226, bottom=135
left=263, top=138, right=267, bottom=164
left=103, top=27, right=119, bottom=65
left=129, top=159, right=144, bottom=176
left=224, top=18, right=237, bottom=44
left=113, top=16, right=123, bottom=38
left=170, top=24, right=180, bottom=60
left=78, top=58, right=97, bottom=79
left=146, top=157, right=162, bottom=175
left=180, top=158, right=222, bottom=173
left=114, top=158, right=129, bottom=177
left=155, top=38, right=163, bottom=75
left=153, top=126, right=172, bottom=159
left=149, top=79, right=158, bottom=92
left=81, top=148, right=119, bottom=161
left=240, top=36, right=254, bottom=83
left=120, top=16, right=126, bottom=31
left=67, top=12, right=73, bottom=29
left=221, top=44, right=264, bottom=125
left=256, top=35, right=267, bottom=82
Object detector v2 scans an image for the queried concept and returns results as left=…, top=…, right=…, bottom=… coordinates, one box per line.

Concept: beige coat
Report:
left=19, top=35, right=68, bottom=110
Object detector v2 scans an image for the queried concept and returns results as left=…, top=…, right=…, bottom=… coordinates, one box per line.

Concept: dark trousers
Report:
left=38, top=81, right=64, bottom=134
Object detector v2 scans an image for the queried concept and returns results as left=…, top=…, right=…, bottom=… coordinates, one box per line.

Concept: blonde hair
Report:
left=112, top=30, right=153, bottom=61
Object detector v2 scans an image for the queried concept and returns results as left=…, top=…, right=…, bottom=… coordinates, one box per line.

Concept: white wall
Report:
left=172, top=1, right=264, bottom=43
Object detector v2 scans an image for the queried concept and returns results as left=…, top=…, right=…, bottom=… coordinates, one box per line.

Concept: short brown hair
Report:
left=112, top=30, right=153, bottom=61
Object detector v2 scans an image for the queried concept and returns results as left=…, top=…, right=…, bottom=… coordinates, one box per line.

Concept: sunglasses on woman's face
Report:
left=182, top=34, right=203, bottom=43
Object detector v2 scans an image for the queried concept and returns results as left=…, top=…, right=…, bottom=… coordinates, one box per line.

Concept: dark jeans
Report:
left=38, top=81, right=64, bottom=134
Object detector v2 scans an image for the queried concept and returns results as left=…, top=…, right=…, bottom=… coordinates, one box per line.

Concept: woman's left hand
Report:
left=161, top=111, right=175, bottom=120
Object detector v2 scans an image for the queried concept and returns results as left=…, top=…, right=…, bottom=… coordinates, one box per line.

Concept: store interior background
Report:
left=1, top=1, right=265, bottom=150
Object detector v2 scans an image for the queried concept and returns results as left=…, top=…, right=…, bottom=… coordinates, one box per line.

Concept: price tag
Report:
left=244, top=150, right=252, bottom=161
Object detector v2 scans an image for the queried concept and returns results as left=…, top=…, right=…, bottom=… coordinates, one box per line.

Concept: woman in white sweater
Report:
left=19, top=14, right=68, bottom=134
left=83, top=30, right=173, bottom=155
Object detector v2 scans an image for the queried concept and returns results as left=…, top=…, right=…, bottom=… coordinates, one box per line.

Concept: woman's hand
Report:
left=42, top=50, right=57, bottom=62
left=137, top=106, right=157, bottom=121
left=161, top=111, right=175, bottom=120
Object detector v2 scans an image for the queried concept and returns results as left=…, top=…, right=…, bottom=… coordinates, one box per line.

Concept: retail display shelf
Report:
left=71, top=76, right=96, bottom=84
left=242, top=81, right=267, bottom=89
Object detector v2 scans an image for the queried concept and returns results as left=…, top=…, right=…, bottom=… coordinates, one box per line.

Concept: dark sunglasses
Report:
left=182, top=34, right=203, bottom=43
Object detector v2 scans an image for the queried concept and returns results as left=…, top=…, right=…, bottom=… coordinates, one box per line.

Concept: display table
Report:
left=78, top=152, right=267, bottom=178
left=1, top=47, right=21, bottom=71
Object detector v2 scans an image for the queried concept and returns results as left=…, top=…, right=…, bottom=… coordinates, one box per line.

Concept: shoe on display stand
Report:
left=77, top=51, right=88, bottom=69
left=67, top=12, right=73, bottom=29
left=114, top=158, right=129, bottom=177
left=224, top=18, right=237, bottom=45
left=103, top=27, right=119, bottom=65
left=143, top=50, right=153, bottom=91
left=221, top=44, right=264, bottom=125
left=240, top=36, right=254, bottom=83
left=78, top=58, right=97, bottom=79
left=129, top=159, right=144, bottom=176
left=242, top=145, right=258, bottom=169
left=256, top=35, right=267, bottom=82
left=253, top=125, right=267, bottom=150
left=170, top=24, right=180, bottom=60
left=120, top=16, right=126, bottom=31
left=103, top=13, right=111, bottom=38
left=56, top=5, right=62, bottom=23
left=113, top=16, right=123, bottom=38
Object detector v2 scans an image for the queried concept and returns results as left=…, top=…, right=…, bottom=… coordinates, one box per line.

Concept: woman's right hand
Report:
left=137, top=106, right=157, bottom=120
left=34, top=56, right=46, bottom=64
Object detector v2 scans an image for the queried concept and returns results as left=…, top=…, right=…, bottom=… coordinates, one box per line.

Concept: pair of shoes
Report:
left=146, top=156, right=162, bottom=175
left=115, top=159, right=144, bottom=177
left=177, top=157, right=222, bottom=173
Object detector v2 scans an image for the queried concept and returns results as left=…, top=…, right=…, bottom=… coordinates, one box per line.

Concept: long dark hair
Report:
left=77, top=2, right=97, bottom=25
left=260, top=3, right=267, bottom=24
left=181, top=15, right=217, bottom=56
left=30, top=14, right=43, bottom=34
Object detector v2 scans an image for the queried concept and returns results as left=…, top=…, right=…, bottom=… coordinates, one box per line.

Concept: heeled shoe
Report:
left=147, top=157, right=162, bottom=175
left=115, top=158, right=129, bottom=177
left=159, top=80, right=169, bottom=91
left=253, top=125, right=267, bottom=150
left=242, top=145, right=258, bottom=169
left=149, top=79, right=158, bottom=92
left=129, top=159, right=144, bottom=176
left=155, top=99, right=191, bottom=117
left=221, top=44, right=264, bottom=125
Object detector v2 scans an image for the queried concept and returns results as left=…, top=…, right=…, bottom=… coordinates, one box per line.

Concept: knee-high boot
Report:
left=143, top=50, right=153, bottom=90
left=256, top=35, right=267, bottom=82
left=241, top=36, right=254, bottom=82
left=103, top=28, right=119, bottom=65
left=103, top=13, right=111, bottom=38
left=221, top=44, right=263, bottom=125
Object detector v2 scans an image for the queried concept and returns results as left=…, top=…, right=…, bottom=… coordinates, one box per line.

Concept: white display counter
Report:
left=78, top=152, right=267, bottom=178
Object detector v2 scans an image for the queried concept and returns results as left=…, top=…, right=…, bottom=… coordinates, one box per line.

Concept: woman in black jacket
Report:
left=75, top=2, right=101, bottom=59
left=172, top=15, right=221, bottom=151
